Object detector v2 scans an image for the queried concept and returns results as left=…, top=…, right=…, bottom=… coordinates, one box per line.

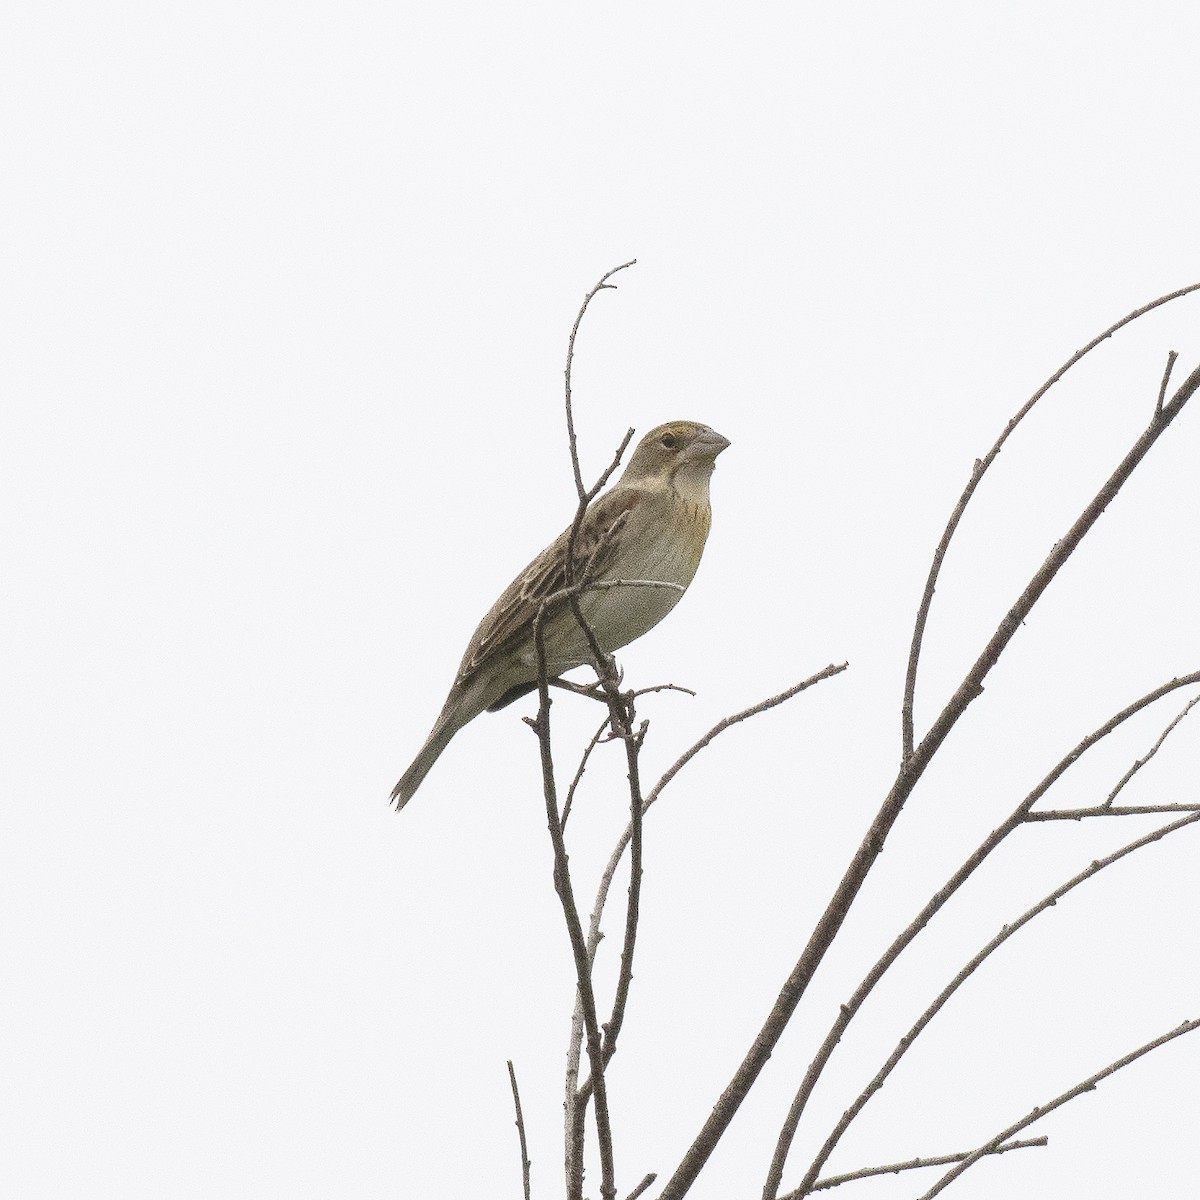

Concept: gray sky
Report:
left=4, top=4, right=1199, bottom=1198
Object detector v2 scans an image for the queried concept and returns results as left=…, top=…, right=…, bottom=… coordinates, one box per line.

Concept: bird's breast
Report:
left=577, top=485, right=712, bottom=653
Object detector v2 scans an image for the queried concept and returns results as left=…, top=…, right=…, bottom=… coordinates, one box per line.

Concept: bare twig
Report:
left=625, top=1173, right=658, bottom=1200
left=670, top=359, right=1200, bottom=1200
left=562, top=714, right=613, bottom=829
left=529, top=604, right=616, bottom=1200
left=792, top=1137, right=1047, bottom=1195
left=790, top=808, right=1200, bottom=1196
left=564, top=260, right=637, bottom=504
left=918, top=1018, right=1200, bottom=1198
left=506, top=1060, right=532, bottom=1200
left=1102, top=692, right=1200, bottom=807
left=562, top=262, right=637, bottom=605
left=1024, top=691, right=1200, bottom=822
left=550, top=672, right=695, bottom=706
left=1156, top=349, right=1179, bottom=417
left=555, top=262, right=645, bottom=1200
left=560, top=682, right=698, bottom=828
left=572, top=666, right=848, bottom=1113
left=632, top=682, right=698, bottom=700
left=600, top=687, right=647, bottom=1064
left=901, top=282, right=1200, bottom=759
left=583, top=578, right=686, bottom=595
left=1027, top=802, right=1200, bottom=821
left=555, top=580, right=647, bottom=1175
left=647, top=664, right=849, bottom=806
left=763, top=669, right=1200, bottom=1198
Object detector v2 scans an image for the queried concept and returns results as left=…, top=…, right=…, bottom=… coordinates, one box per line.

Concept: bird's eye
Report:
left=660, top=432, right=678, bottom=449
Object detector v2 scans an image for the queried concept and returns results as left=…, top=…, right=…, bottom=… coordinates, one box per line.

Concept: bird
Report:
left=391, top=420, right=730, bottom=808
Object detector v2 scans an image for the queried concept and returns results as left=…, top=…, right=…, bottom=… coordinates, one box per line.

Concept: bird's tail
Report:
left=390, top=716, right=459, bottom=809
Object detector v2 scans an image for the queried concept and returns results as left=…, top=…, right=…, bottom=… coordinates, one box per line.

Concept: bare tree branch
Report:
left=664, top=356, right=1200, bottom=1200
left=762, top=669, right=1200, bottom=1198
left=506, top=1060, right=532, bottom=1200
left=790, top=1137, right=1047, bottom=1195
left=901, top=281, right=1200, bottom=759
left=571, top=665, right=848, bottom=1113
left=528, top=604, right=616, bottom=1200
left=918, top=1018, right=1200, bottom=1198
left=554, top=261, right=650, bottom=1200
left=790, top=808, right=1200, bottom=1196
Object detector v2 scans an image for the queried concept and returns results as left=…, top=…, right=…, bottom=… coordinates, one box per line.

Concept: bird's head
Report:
left=619, top=421, right=731, bottom=487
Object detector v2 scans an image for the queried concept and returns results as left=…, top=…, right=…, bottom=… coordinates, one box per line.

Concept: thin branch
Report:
left=561, top=262, right=637, bottom=605
left=569, top=429, right=636, bottom=562
left=670, top=361, right=1200, bottom=1200
left=560, top=682, right=698, bottom=828
left=901, top=282, right=1200, bottom=759
left=1024, top=691, right=1200, bottom=822
left=572, top=666, right=848, bottom=1111
left=791, top=808, right=1200, bottom=1197
left=600, top=691, right=647, bottom=1066
left=1102, top=692, right=1200, bottom=807
left=564, top=260, right=637, bottom=503
left=506, top=1060, right=532, bottom=1200
left=529, top=605, right=616, bottom=1200
left=632, top=682, right=698, bottom=700
left=555, top=581, right=647, bottom=1133
left=562, top=714, right=613, bottom=829
left=625, top=1173, right=658, bottom=1200
left=1028, top=802, right=1200, bottom=821
left=554, top=505, right=639, bottom=1200
left=918, top=1017, right=1200, bottom=1198
left=762, top=670, right=1200, bottom=1199
left=550, top=674, right=695, bottom=707
left=792, top=1138, right=1047, bottom=1195
left=647, top=664, right=850, bottom=806
left=1155, top=349, right=1179, bottom=417
left=555, top=262, right=643, bottom=1200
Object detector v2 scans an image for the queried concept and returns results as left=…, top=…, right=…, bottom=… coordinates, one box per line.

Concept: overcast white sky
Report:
left=4, top=4, right=1200, bottom=1199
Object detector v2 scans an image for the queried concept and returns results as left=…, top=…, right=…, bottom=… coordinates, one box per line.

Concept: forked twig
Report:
left=571, top=665, right=848, bottom=1113
left=763, top=669, right=1200, bottom=1198
left=791, top=808, right=1200, bottom=1196
left=901, top=283, right=1200, bottom=760
left=1102, top=692, right=1200, bottom=807
left=1026, top=691, right=1200, bottom=821
left=552, top=261, right=648, bottom=1200
left=564, top=260, right=636, bottom=504
left=668, top=353, right=1200, bottom=1200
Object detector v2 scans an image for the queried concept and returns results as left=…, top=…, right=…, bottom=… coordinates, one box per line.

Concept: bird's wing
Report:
left=455, top=487, right=638, bottom=683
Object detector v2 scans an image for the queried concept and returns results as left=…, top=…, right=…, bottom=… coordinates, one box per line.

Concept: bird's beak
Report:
left=696, top=427, right=731, bottom=458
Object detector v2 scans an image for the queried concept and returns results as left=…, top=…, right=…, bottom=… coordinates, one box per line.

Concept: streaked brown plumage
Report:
left=392, top=420, right=730, bottom=808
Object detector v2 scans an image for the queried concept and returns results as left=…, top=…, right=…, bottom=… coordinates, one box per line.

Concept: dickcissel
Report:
left=391, top=420, right=730, bottom=808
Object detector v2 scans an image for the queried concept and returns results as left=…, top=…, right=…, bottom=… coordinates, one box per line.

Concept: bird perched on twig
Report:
left=391, top=420, right=730, bottom=808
